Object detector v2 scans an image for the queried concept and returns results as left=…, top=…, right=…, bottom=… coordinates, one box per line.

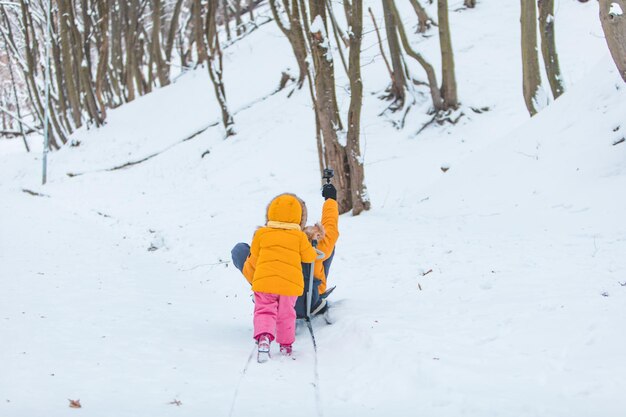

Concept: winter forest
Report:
left=1, top=0, right=626, bottom=416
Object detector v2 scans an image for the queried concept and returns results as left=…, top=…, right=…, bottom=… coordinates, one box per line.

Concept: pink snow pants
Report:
left=253, top=292, right=298, bottom=345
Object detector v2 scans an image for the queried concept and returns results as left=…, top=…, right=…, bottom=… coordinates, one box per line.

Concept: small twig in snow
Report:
left=179, top=260, right=230, bottom=272
left=592, top=236, right=599, bottom=258
left=22, top=189, right=49, bottom=197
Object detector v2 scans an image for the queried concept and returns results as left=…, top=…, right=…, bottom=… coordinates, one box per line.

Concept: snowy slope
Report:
left=2, top=1, right=625, bottom=416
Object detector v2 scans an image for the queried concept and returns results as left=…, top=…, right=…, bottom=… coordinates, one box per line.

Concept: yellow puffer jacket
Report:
left=246, top=194, right=318, bottom=296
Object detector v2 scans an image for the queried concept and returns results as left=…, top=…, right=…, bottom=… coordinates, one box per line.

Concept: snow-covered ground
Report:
left=2, top=1, right=625, bottom=416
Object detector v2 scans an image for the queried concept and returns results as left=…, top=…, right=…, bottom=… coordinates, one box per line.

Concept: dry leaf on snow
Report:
left=68, top=399, right=81, bottom=408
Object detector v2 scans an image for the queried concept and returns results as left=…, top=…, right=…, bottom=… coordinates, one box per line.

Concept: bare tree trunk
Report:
left=389, top=0, right=444, bottom=111
left=599, top=0, right=626, bottom=82
left=538, top=0, right=565, bottom=98
left=368, top=8, right=395, bottom=90
left=345, top=0, right=370, bottom=215
left=47, top=7, right=70, bottom=131
left=95, top=0, right=110, bottom=120
left=438, top=0, right=458, bottom=109
left=3, top=32, right=29, bottom=151
left=325, top=0, right=349, bottom=77
left=58, top=0, right=83, bottom=128
left=110, top=1, right=125, bottom=102
left=165, top=0, right=185, bottom=75
left=521, top=0, right=544, bottom=115
left=222, top=0, right=232, bottom=40
left=123, top=0, right=138, bottom=101
left=409, top=0, right=434, bottom=33
left=152, top=0, right=170, bottom=86
left=24, top=3, right=65, bottom=147
left=382, top=0, right=406, bottom=107
left=234, top=0, right=245, bottom=35
left=248, top=0, right=255, bottom=20
left=193, top=0, right=208, bottom=63
left=68, top=3, right=102, bottom=126
left=269, top=0, right=309, bottom=88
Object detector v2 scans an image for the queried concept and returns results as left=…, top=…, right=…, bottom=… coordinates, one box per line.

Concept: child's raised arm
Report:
left=320, top=198, right=339, bottom=250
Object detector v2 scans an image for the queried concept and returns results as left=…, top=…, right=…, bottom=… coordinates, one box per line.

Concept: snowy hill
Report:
left=1, top=1, right=625, bottom=416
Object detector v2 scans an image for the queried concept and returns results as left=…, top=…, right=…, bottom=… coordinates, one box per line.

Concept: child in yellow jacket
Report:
left=248, top=193, right=317, bottom=361
left=233, top=185, right=340, bottom=319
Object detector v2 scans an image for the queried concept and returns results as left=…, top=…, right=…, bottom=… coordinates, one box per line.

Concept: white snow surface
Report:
left=609, top=2, right=624, bottom=16
left=2, top=2, right=625, bottom=417
left=310, top=14, right=325, bottom=34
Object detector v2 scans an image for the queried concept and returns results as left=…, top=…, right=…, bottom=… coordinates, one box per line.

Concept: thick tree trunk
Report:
left=521, top=0, right=544, bottom=116
left=599, top=0, right=626, bottom=82
left=538, top=0, right=565, bottom=98
left=382, top=0, right=406, bottom=107
left=438, top=0, right=458, bottom=109
left=309, top=0, right=351, bottom=213
left=345, top=0, right=370, bottom=215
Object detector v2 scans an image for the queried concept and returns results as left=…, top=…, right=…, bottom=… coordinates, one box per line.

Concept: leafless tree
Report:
left=205, top=0, right=235, bottom=136
left=388, top=0, right=444, bottom=111
left=269, top=0, right=310, bottom=88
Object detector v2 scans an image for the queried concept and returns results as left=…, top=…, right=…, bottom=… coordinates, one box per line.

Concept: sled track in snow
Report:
left=227, top=346, right=256, bottom=417
left=306, top=319, right=324, bottom=417
left=228, top=320, right=323, bottom=417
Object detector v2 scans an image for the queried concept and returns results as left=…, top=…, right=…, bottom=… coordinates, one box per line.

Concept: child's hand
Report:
left=322, top=184, right=337, bottom=200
